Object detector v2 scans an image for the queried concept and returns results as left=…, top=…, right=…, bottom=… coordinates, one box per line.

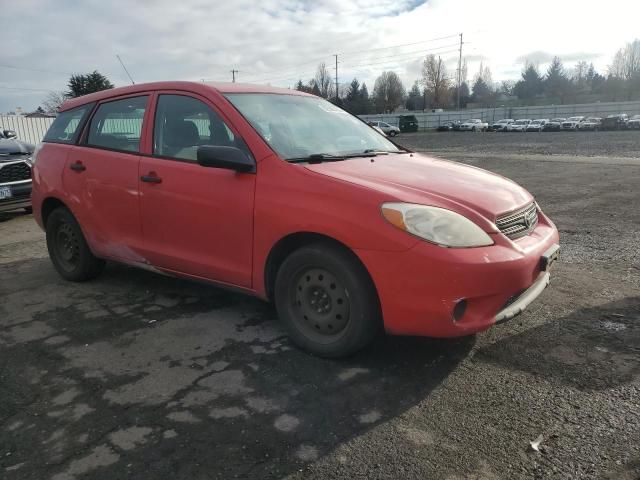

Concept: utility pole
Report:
left=457, top=33, right=463, bottom=110
left=333, top=54, right=339, bottom=103
left=231, top=69, right=238, bottom=83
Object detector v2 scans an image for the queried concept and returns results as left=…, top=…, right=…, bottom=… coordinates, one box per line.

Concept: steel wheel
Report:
left=55, top=222, right=81, bottom=272
left=290, top=267, right=350, bottom=341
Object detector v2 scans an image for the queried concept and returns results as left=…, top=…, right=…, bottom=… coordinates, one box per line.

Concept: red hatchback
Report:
left=32, top=82, right=559, bottom=357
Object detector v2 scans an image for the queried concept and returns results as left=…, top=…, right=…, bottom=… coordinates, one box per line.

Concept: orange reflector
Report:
left=381, top=207, right=407, bottom=230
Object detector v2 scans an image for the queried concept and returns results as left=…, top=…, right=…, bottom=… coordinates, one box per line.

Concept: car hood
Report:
left=304, top=153, right=532, bottom=222
left=0, top=138, right=34, bottom=159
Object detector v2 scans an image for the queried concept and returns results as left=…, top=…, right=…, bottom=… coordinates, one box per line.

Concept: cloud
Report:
left=0, top=0, right=636, bottom=112
left=516, top=50, right=603, bottom=66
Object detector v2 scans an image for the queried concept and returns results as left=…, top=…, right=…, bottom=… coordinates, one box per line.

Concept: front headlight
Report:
left=381, top=203, right=494, bottom=248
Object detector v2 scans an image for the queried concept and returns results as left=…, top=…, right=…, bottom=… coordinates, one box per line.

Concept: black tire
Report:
left=46, top=207, right=105, bottom=282
left=471, top=127, right=476, bottom=132
left=24, top=206, right=33, bottom=214
left=274, top=243, right=382, bottom=358
left=389, top=130, right=397, bottom=137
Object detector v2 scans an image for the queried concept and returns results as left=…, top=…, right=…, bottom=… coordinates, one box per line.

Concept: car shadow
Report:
left=476, top=296, right=640, bottom=391
left=0, top=260, right=474, bottom=479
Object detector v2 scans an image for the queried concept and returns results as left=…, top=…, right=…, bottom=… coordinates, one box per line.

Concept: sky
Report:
left=1, top=0, right=639, bottom=113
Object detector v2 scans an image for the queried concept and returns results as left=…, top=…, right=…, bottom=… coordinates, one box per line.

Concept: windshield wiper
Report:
left=288, top=153, right=347, bottom=164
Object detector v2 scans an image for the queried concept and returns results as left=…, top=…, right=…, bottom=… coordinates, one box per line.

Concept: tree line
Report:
left=294, top=39, right=640, bottom=115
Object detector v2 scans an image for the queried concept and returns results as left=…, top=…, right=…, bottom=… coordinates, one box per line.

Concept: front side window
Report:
left=225, top=93, right=402, bottom=161
left=153, top=94, right=238, bottom=162
left=86, top=96, right=148, bottom=153
left=43, top=104, right=93, bottom=144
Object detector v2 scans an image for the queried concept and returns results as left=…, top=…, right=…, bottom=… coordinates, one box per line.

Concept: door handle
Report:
left=140, top=173, right=162, bottom=184
left=69, top=161, right=86, bottom=172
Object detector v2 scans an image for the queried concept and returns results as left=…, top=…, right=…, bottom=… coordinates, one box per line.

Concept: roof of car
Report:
left=59, top=81, right=312, bottom=112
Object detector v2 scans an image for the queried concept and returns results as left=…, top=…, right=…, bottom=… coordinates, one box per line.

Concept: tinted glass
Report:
left=153, top=95, right=238, bottom=162
left=225, top=93, right=402, bottom=160
left=43, top=104, right=93, bottom=144
left=86, top=96, right=148, bottom=152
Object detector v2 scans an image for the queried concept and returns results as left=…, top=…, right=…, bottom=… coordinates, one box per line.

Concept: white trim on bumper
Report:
left=495, top=271, right=550, bottom=323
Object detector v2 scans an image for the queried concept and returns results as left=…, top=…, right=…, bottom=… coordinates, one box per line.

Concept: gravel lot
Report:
left=1, top=130, right=639, bottom=479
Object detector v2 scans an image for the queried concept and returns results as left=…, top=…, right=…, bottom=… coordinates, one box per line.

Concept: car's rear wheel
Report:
left=274, top=243, right=381, bottom=358
left=46, top=207, right=105, bottom=282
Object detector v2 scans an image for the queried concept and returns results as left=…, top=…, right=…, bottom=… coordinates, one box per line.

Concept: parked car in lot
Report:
left=542, top=118, right=566, bottom=131
left=436, top=121, right=460, bottom=132
left=578, top=117, right=602, bottom=131
left=628, top=114, right=640, bottom=129
left=489, top=119, right=514, bottom=131
left=525, top=119, right=549, bottom=132
left=459, top=119, right=488, bottom=132
left=370, top=121, right=400, bottom=137
left=32, top=81, right=560, bottom=357
left=601, top=114, right=628, bottom=130
left=510, top=119, right=532, bottom=132
left=0, top=128, right=34, bottom=213
left=399, top=115, right=419, bottom=133
left=561, top=116, right=585, bottom=130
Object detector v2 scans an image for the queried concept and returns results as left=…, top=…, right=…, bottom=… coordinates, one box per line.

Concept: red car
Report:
left=32, top=82, right=560, bottom=357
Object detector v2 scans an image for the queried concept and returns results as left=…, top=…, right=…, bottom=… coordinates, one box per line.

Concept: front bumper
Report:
left=356, top=213, right=560, bottom=338
left=0, top=180, right=32, bottom=213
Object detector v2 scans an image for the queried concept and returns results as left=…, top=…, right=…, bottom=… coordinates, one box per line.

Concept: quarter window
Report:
left=153, top=95, right=238, bottom=162
left=86, top=96, right=148, bottom=153
left=43, top=104, right=94, bottom=144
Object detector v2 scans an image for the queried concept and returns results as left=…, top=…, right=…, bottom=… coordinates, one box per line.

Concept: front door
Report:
left=63, top=95, right=148, bottom=263
left=138, top=93, right=255, bottom=287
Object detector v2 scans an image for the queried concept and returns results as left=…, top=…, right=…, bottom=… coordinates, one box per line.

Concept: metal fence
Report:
left=0, top=115, right=55, bottom=145
left=359, top=100, right=640, bottom=130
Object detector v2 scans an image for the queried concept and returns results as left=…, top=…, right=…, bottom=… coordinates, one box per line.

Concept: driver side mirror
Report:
left=197, top=145, right=255, bottom=173
left=3, top=130, right=17, bottom=139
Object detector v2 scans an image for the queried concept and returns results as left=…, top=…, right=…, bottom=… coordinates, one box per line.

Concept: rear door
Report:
left=63, top=95, right=149, bottom=263
left=138, top=92, right=255, bottom=287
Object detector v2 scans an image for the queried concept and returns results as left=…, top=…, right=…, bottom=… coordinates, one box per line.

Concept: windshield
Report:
left=515, top=120, right=528, bottom=125
left=569, top=117, right=583, bottom=121
left=225, top=93, right=403, bottom=160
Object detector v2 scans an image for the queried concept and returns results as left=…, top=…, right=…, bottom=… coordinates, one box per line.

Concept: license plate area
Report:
left=540, top=244, right=560, bottom=271
left=0, top=186, right=12, bottom=200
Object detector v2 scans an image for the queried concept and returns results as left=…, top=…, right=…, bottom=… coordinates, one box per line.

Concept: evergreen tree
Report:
left=544, top=57, right=571, bottom=99
left=66, top=71, right=114, bottom=98
left=514, top=63, right=544, bottom=99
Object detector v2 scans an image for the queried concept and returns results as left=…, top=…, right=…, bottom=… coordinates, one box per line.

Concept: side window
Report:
left=86, top=96, right=148, bottom=153
left=153, top=95, right=237, bottom=162
left=43, top=104, right=94, bottom=144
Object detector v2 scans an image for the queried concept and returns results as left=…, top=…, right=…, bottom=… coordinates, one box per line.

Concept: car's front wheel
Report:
left=389, top=130, right=397, bottom=137
left=274, top=243, right=381, bottom=358
left=46, top=207, right=105, bottom=281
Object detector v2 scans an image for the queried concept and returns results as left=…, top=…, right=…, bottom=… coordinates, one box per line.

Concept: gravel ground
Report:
left=1, top=131, right=639, bottom=479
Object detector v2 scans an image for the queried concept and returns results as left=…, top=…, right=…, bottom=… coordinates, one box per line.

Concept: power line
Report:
left=338, top=34, right=459, bottom=57
left=251, top=43, right=464, bottom=85
left=243, top=34, right=461, bottom=83
left=0, top=63, right=70, bottom=76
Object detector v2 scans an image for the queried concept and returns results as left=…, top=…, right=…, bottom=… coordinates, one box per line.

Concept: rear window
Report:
left=86, top=96, right=148, bottom=153
left=43, top=104, right=94, bottom=144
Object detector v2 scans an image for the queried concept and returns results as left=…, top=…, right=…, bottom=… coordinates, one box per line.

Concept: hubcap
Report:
left=292, top=268, right=350, bottom=336
left=55, top=223, right=80, bottom=270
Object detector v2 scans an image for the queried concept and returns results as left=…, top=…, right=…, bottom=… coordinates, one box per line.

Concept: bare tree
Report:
left=42, top=91, right=66, bottom=113
left=474, top=61, right=493, bottom=87
left=609, top=39, right=640, bottom=79
left=314, top=62, right=334, bottom=99
left=373, top=71, right=405, bottom=113
left=421, top=55, right=450, bottom=107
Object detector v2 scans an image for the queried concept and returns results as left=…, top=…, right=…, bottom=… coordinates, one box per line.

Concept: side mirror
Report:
left=197, top=145, right=255, bottom=173
left=3, top=130, right=17, bottom=139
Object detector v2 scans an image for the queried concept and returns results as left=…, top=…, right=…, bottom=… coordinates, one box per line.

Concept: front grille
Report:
left=0, top=161, right=31, bottom=183
left=496, top=202, right=538, bottom=239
